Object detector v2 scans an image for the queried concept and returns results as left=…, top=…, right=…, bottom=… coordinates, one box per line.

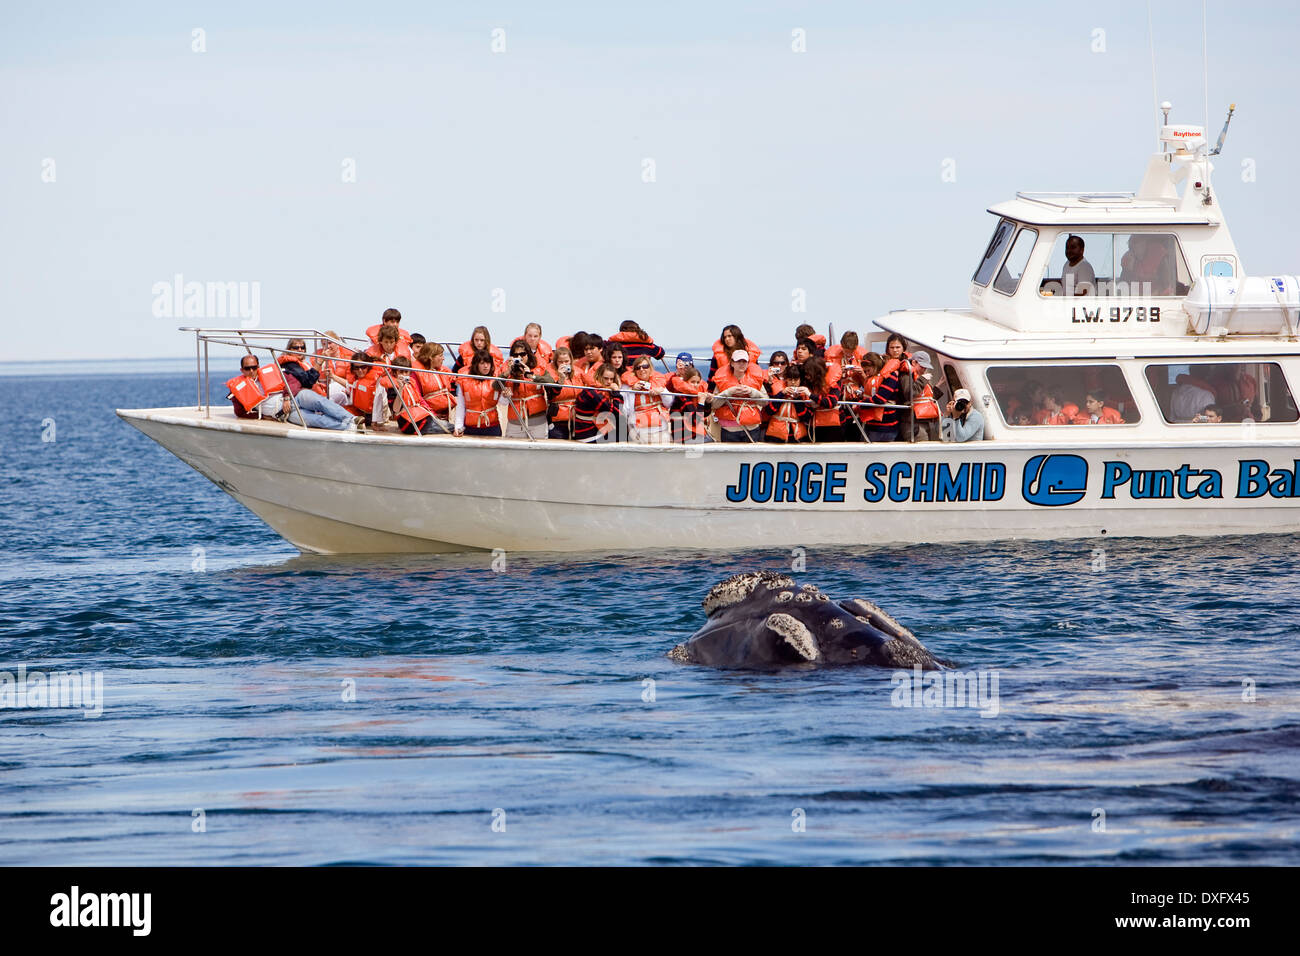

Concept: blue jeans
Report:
left=287, top=390, right=352, bottom=429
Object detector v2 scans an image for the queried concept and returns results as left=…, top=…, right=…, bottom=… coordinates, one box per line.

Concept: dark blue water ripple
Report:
left=0, top=373, right=1297, bottom=864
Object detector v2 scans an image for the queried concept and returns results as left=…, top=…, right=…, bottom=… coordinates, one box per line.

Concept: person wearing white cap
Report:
left=908, top=350, right=942, bottom=441
left=941, top=388, right=984, bottom=442
left=710, top=349, right=769, bottom=441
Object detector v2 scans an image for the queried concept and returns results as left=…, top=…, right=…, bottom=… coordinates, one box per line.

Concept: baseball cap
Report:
left=953, top=388, right=972, bottom=403
left=732, top=349, right=749, bottom=362
left=912, top=351, right=933, bottom=369
left=675, top=351, right=694, bottom=365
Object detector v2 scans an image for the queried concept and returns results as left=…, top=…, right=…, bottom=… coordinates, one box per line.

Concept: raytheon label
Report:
left=722, top=458, right=1300, bottom=505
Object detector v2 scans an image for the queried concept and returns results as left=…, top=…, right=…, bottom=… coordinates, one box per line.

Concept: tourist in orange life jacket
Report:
left=765, top=351, right=790, bottom=392
left=625, top=357, right=674, bottom=443
left=864, top=333, right=907, bottom=442
left=710, top=350, right=768, bottom=442
left=277, top=338, right=360, bottom=431
left=765, top=361, right=812, bottom=444
left=389, top=357, right=447, bottom=435
left=800, top=356, right=843, bottom=443
left=501, top=341, right=556, bottom=439
left=709, top=325, right=762, bottom=386
left=454, top=325, right=504, bottom=374
left=226, top=354, right=288, bottom=420
left=513, top=322, right=553, bottom=370
left=362, top=327, right=407, bottom=419
left=365, top=325, right=412, bottom=364
left=794, top=323, right=827, bottom=355
left=603, top=343, right=629, bottom=380
left=571, top=363, right=624, bottom=442
left=836, top=352, right=872, bottom=442
left=413, top=343, right=456, bottom=426
left=314, top=332, right=354, bottom=405
left=844, top=351, right=887, bottom=437
left=545, top=347, right=585, bottom=439
left=365, top=308, right=412, bottom=348
left=408, top=332, right=427, bottom=363
left=907, top=350, right=943, bottom=441
left=668, top=361, right=711, bottom=443
left=572, top=335, right=605, bottom=385
left=1038, top=389, right=1072, bottom=426
left=453, top=351, right=503, bottom=437
left=824, top=331, right=866, bottom=371
left=608, top=320, right=666, bottom=364
left=1078, top=390, right=1125, bottom=424
left=344, top=356, right=379, bottom=426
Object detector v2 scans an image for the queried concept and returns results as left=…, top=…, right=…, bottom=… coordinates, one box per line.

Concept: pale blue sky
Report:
left=3, top=1, right=1298, bottom=360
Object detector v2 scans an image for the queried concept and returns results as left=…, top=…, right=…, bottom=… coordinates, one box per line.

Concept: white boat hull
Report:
left=118, top=407, right=1300, bottom=554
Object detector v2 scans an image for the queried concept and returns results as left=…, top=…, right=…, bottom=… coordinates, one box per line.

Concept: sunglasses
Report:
left=242, top=364, right=258, bottom=371
left=770, top=361, right=788, bottom=367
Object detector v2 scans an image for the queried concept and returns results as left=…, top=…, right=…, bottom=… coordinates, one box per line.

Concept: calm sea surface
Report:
left=1, top=371, right=1298, bottom=865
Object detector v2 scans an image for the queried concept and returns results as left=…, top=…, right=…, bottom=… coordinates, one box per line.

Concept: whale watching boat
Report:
left=119, top=104, right=1300, bottom=554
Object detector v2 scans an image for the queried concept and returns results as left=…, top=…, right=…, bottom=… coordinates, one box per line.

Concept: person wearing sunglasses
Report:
left=226, top=356, right=286, bottom=420
left=626, top=358, right=673, bottom=443
left=277, top=339, right=362, bottom=430
left=765, top=351, right=790, bottom=391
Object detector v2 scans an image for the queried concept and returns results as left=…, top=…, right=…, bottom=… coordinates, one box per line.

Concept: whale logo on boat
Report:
left=1022, top=454, right=1088, bottom=506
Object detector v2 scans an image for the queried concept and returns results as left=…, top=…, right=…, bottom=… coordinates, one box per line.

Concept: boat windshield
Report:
left=973, top=218, right=1017, bottom=287
left=1038, top=232, right=1191, bottom=297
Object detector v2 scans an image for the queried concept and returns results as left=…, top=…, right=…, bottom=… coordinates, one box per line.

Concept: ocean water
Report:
left=1, top=371, right=1298, bottom=865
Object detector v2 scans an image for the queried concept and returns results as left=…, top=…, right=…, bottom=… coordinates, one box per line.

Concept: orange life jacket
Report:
left=505, top=379, right=547, bottom=421
left=311, top=349, right=352, bottom=396
left=366, top=324, right=412, bottom=346
left=713, top=364, right=766, bottom=428
left=811, top=386, right=842, bottom=429
left=513, top=336, right=553, bottom=368
left=460, top=377, right=501, bottom=428
left=347, top=369, right=380, bottom=415
left=710, top=338, right=762, bottom=380
left=415, top=367, right=455, bottom=415
left=458, top=341, right=504, bottom=374
left=396, top=379, right=432, bottom=428
left=913, top=381, right=940, bottom=420
left=766, top=393, right=809, bottom=442
left=225, top=365, right=285, bottom=415
left=365, top=342, right=412, bottom=364
left=628, top=380, right=669, bottom=431
left=550, top=377, right=584, bottom=424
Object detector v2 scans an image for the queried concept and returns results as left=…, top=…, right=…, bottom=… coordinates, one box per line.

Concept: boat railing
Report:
left=182, top=326, right=922, bottom=443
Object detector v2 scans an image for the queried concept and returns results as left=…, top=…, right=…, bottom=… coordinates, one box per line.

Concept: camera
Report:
left=508, top=355, right=528, bottom=374
left=954, top=398, right=970, bottom=412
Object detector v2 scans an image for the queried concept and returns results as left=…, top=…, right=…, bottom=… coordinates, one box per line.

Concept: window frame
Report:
left=1037, top=231, right=1194, bottom=298
left=992, top=227, right=1040, bottom=297
left=984, top=362, right=1142, bottom=428
left=1142, top=360, right=1299, bottom=425
left=973, top=218, right=1018, bottom=288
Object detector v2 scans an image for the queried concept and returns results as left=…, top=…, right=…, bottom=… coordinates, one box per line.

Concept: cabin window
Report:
left=973, top=218, right=1016, bottom=287
left=1143, top=362, right=1298, bottom=423
left=987, top=364, right=1138, bottom=425
left=1038, top=232, right=1191, bottom=297
left=992, top=227, right=1038, bottom=295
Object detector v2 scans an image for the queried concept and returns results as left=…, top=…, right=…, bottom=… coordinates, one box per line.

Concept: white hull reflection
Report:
left=119, top=407, right=1300, bottom=554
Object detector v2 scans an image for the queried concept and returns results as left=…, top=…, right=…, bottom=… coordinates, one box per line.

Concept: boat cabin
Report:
left=874, top=111, right=1300, bottom=441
